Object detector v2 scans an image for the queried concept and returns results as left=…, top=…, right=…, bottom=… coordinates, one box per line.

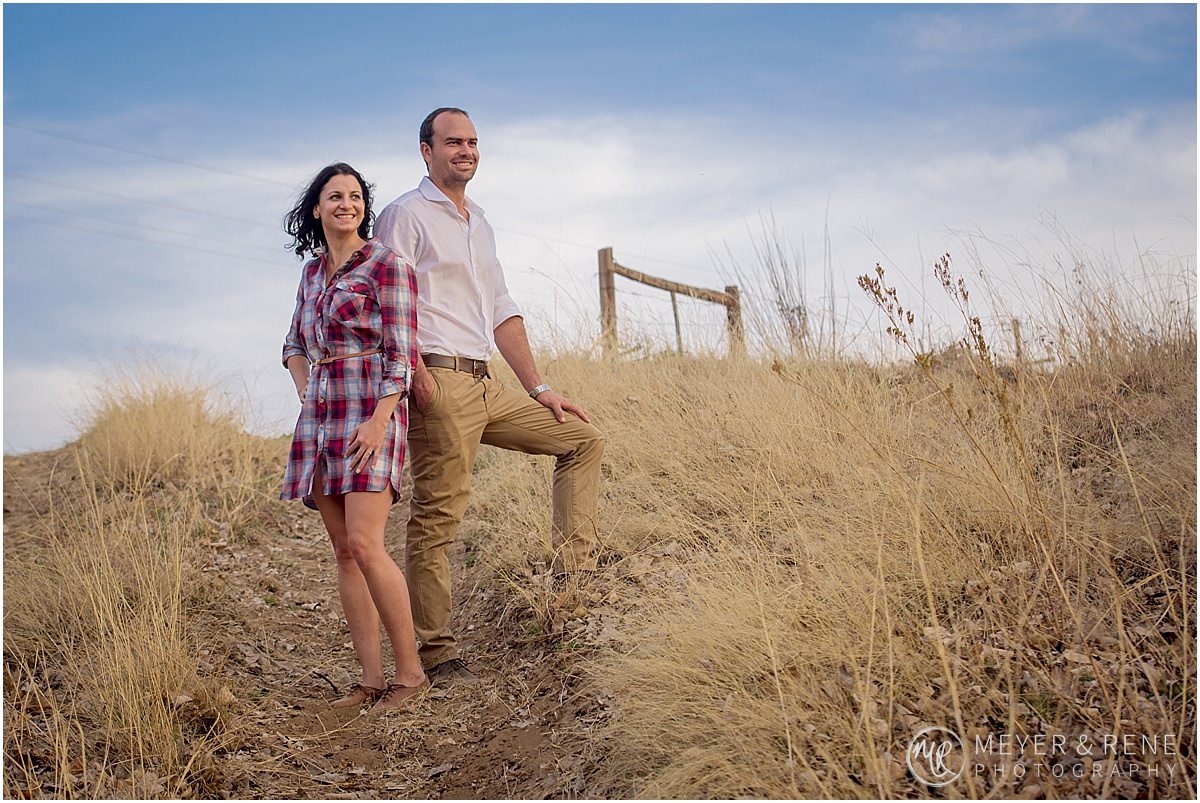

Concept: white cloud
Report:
left=890, top=5, right=1178, bottom=68
left=4, top=104, right=1195, bottom=452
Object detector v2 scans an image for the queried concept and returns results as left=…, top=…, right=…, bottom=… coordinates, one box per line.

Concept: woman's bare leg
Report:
left=311, top=461, right=386, bottom=689
left=344, top=490, right=425, bottom=687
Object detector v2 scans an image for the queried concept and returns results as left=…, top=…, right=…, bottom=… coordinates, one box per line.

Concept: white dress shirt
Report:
left=375, top=176, right=522, bottom=361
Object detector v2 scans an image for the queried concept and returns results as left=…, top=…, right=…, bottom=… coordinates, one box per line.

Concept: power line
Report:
left=5, top=122, right=295, bottom=188
left=493, top=226, right=599, bottom=254
left=613, top=249, right=724, bottom=278
left=6, top=173, right=282, bottom=231
left=495, top=230, right=719, bottom=281
left=7, top=212, right=290, bottom=268
left=8, top=200, right=283, bottom=258
left=9, top=123, right=749, bottom=283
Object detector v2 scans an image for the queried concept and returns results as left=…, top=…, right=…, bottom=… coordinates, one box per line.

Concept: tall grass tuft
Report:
left=465, top=252, right=1195, bottom=798
left=75, top=362, right=280, bottom=535
left=4, top=368, right=278, bottom=798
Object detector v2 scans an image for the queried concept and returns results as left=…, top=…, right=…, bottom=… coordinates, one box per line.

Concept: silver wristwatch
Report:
left=529, top=383, right=552, bottom=399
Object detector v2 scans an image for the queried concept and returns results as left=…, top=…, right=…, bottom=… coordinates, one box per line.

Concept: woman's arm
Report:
left=282, top=265, right=311, bottom=395
left=286, top=354, right=310, bottom=401
left=375, top=252, right=418, bottom=402
left=347, top=251, right=417, bottom=472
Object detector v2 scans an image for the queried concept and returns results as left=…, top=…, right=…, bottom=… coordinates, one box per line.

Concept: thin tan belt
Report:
left=314, top=348, right=382, bottom=366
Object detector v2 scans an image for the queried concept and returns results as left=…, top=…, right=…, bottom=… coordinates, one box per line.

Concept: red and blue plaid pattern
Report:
left=280, top=239, right=418, bottom=509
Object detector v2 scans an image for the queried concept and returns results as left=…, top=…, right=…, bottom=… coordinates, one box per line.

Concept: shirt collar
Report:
left=315, top=239, right=374, bottom=267
left=316, top=240, right=373, bottom=254
left=418, top=175, right=484, bottom=216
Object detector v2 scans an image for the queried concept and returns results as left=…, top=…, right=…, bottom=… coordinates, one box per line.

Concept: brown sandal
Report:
left=368, top=678, right=430, bottom=714
left=330, top=683, right=386, bottom=708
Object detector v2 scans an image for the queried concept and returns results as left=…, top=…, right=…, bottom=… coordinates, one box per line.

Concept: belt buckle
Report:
left=473, top=360, right=488, bottom=378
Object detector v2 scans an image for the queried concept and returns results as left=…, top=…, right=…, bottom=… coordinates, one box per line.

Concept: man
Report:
left=375, top=107, right=605, bottom=686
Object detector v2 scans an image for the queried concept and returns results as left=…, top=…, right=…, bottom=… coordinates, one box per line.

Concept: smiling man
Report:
left=374, top=107, right=605, bottom=686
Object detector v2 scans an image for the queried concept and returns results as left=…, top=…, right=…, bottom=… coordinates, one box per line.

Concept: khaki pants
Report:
left=405, top=367, right=604, bottom=667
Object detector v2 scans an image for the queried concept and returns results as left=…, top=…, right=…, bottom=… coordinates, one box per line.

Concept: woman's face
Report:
left=313, top=174, right=365, bottom=240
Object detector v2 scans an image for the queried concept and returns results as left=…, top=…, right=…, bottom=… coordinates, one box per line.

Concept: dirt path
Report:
left=4, top=447, right=667, bottom=798
left=192, top=482, right=631, bottom=798
left=2, top=450, right=603, bottom=798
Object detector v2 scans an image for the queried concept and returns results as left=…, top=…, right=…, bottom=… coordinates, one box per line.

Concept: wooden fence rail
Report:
left=598, top=247, right=743, bottom=357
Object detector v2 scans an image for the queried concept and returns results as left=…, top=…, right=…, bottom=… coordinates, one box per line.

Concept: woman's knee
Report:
left=327, top=530, right=356, bottom=564
left=344, top=528, right=388, bottom=568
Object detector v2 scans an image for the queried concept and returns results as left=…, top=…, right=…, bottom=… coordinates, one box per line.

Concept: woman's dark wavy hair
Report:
left=284, top=162, right=374, bottom=257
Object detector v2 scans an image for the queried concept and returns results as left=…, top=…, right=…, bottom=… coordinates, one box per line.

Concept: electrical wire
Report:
left=6, top=173, right=282, bottom=230
left=5, top=122, right=295, bottom=188
left=7, top=121, right=856, bottom=320
left=7, top=200, right=283, bottom=258
left=7, top=214, right=289, bottom=269
left=7, top=125, right=728, bottom=278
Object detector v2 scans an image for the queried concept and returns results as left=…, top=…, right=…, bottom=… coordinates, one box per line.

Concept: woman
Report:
left=280, top=162, right=427, bottom=713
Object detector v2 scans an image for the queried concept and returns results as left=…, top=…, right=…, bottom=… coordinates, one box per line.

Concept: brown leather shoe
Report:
left=369, top=678, right=430, bottom=714
left=330, top=683, right=386, bottom=708
left=426, top=657, right=481, bottom=686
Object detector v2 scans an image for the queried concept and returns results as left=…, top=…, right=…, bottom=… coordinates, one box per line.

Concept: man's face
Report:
left=422, top=112, right=479, bottom=189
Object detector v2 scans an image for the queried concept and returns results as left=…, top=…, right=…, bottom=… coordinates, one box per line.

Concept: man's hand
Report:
left=534, top=390, right=590, bottom=424
left=411, top=366, right=437, bottom=413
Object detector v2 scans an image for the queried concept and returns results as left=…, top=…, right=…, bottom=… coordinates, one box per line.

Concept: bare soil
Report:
left=3, top=446, right=656, bottom=799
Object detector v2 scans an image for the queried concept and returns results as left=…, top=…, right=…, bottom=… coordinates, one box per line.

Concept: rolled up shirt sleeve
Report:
left=282, top=272, right=309, bottom=367
left=492, top=259, right=523, bottom=326
left=375, top=253, right=418, bottom=399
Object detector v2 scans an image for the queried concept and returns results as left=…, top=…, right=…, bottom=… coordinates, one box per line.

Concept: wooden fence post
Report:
left=598, top=247, right=617, bottom=355
left=1011, top=318, right=1024, bottom=366
left=598, top=249, right=744, bottom=359
left=725, top=285, right=745, bottom=356
left=670, top=291, right=683, bottom=354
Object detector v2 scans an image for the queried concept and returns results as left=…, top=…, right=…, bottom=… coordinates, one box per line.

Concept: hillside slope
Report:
left=4, top=310, right=1196, bottom=798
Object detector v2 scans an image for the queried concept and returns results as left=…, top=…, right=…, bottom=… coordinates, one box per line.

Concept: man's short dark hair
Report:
left=420, top=107, right=470, bottom=147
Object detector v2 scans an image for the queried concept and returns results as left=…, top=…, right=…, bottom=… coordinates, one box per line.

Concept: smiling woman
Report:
left=278, top=162, right=429, bottom=714
left=283, top=162, right=374, bottom=257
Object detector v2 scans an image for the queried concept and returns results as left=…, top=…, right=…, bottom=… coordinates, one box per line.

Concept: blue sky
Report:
left=4, top=3, right=1196, bottom=453
left=5, top=5, right=1192, bottom=124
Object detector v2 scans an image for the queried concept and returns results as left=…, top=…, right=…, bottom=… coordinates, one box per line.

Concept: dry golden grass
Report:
left=2, top=257, right=1193, bottom=799
left=74, top=363, right=279, bottom=533
left=466, top=259, right=1196, bottom=798
left=3, top=370, right=279, bottom=798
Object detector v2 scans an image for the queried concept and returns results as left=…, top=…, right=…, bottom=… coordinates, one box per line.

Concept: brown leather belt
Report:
left=314, top=348, right=382, bottom=366
left=422, top=353, right=489, bottom=377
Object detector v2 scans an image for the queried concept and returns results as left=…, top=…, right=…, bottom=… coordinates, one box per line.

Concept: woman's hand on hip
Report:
left=348, top=417, right=387, bottom=473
